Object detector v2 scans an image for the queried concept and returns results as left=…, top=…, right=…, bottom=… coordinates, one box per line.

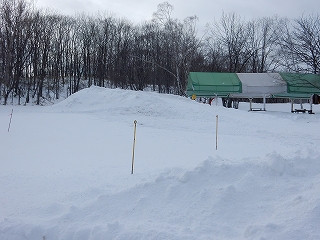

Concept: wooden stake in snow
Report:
left=8, top=109, right=13, bottom=132
left=131, top=120, right=137, bottom=174
left=216, top=115, right=218, bottom=150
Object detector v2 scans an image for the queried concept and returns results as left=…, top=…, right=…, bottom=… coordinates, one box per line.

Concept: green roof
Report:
left=186, top=72, right=242, bottom=97
left=279, top=73, right=320, bottom=94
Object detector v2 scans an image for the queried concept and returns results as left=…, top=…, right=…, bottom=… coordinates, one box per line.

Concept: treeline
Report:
left=0, top=0, right=319, bottom=105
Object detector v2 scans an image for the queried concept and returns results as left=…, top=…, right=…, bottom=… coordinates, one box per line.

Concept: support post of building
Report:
left=263, top=94, right=266, bottom=111
left=299, top=99, right=303, bottom=109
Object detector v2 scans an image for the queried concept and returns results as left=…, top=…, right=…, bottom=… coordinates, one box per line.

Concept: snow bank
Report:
left=2, top=151, right=320, bottom=239
left=51, top=86, right=195, bottom=118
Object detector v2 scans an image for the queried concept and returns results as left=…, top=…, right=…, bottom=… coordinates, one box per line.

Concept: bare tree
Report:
left=0, top=0, right=33, bottom=104
left=206, top=13, right=253, bottom=73
left=279, top=14, right=320, bottom=74
left=152, top=1, right=173, bottom=25
left=148, top=2, right=201, bottom=94
left=246, top=16, right=284, bottom=73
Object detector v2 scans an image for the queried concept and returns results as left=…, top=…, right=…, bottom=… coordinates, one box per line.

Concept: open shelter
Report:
left=186, top=72, right=320, bottom=113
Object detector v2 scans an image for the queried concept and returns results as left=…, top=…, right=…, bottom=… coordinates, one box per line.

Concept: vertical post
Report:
left=263, top=94, right=266, bottom=111
left=131, top=120, right=137, bottom=174
left=8, top=109, right=13, bottom=132
left=216, top=115, right=218, bottom=150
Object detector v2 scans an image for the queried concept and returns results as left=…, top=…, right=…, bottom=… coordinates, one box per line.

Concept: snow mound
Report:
left=50, top=86, right=205, bottom=119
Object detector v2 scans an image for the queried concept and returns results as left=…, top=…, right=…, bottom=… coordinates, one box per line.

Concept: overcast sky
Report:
left=34, top=0, right=320, bottom=33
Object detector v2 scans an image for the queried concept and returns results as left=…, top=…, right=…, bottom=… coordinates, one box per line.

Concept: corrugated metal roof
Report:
left=186, top=72, right=241, bottom=97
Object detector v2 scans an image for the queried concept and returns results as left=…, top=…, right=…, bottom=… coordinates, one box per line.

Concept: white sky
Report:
left=34, top=0, right=320, bottom=33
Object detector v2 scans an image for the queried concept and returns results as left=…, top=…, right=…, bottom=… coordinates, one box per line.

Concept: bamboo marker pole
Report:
left=216, top=115, right=218, bottom=150
left=8, top=109, right=13, bottom=132
left=131, top=120, right=137, bottom=174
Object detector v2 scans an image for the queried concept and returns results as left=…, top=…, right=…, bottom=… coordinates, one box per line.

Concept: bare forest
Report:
left=0, top=0, right=319, bottom=105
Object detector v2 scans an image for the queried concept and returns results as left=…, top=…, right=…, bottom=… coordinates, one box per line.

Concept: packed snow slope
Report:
left=1, top=86, right=320, bottom=240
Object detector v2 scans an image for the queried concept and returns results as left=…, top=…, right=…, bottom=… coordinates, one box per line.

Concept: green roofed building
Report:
left=186, top=72, right=320, bottom=113
left=187, top=72, right=320, bottom=98
left=186, top=72, right=242, bottom=97
left=273, top=73, right=320, bottom=99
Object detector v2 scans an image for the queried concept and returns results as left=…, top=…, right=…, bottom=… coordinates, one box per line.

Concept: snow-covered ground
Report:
left=1, top=86, right=320, bottom=240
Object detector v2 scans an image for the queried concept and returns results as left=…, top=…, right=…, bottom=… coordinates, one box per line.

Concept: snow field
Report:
left=1, top=86, right=320, bottom=239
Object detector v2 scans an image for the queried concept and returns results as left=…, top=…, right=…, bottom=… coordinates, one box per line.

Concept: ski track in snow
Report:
left=1, top=86, right=320, bottom=239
